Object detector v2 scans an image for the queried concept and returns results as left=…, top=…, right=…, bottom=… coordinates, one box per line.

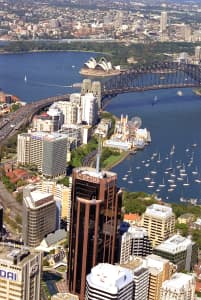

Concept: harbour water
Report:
left=1, top=52, right=201, bottom=204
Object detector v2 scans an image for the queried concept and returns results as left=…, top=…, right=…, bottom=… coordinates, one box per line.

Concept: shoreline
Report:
left=105, top=151, right=131, bottom=171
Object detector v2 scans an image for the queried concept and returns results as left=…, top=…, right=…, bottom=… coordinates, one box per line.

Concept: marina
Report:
left=112, top=139, right=201, bottom=204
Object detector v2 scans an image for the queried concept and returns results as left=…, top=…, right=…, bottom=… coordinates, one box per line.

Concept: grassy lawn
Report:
left=102, top=151, right=129, bottom=170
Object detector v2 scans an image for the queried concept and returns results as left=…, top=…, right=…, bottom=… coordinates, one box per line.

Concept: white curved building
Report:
left=84, top=57, right=113, bottom=72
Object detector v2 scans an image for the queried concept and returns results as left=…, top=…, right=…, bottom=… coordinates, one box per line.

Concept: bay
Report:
left=1, top=51, right=201, bottom=204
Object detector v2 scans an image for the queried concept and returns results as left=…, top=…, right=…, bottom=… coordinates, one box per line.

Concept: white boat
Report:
left=128, top=180, right=133, bottom=184
left=24, top=74, right=27, bottom=82
left=195, top=179, right=201, bottom=183
left=136, top=166, right=141, bottom=170
left=145, top=163, right=150, bottom=167
left=144, top=175, right=151, bottom=181
left=156, top=189, right=161, bottom=192
left=157, top=153, right=162, bottom=163
left=170, top=184, right=176, bottom=188
left=127, top=168, right=132, bottom=173
left=183, top=177, right=190, bottom=186
left=177, top=90, right=183, bottom=96
left=177, top=177, right=183, bottom=181
left=192, top=143, right=197, bottom=148
left=122, top=177, right=127, bottom=181
left=159, top=178, right=166, bottom=188
left=168, top=179, right=175, bottom=183
left=150, top=170, right=157, bottom=175
left=148, top=185, right=154, bottom=188
left=170, top=171, right=176, bottom=178
left=180, top=173, right=187, bottom=177
left=150, top=180, right=156, bottom=185
left=170, top=144, right=175, bottom=155
left=192, top=167, right=198, bottom=175
left=168, top=188, right=174, bottom=192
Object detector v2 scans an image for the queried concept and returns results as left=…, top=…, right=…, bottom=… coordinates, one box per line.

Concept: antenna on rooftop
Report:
left=96, top=134, right=102, bottom=174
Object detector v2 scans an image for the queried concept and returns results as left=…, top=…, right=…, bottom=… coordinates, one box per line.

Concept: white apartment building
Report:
left=120, top=226, right=152, bottom=264
left=17, top=133, right=31, bottom=165
left=0, top=243, right=42, bottom=300
left=160, top=273, right=196, bottom=300
left=86, top=263, right=133, bottom=300
left=81, top=93, right=98, bottom=126
left=54, top=100, right=81, bottom=125
left=17, top=132, right=68, bottom=177
left=141, top=204, right=175, bottom=247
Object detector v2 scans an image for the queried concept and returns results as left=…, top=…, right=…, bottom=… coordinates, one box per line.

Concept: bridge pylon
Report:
left=81, top=79, right=102, bottom=109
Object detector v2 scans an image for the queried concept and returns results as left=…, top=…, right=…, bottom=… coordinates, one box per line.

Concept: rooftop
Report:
left=162, top=273, right=195, bottom=291
left=0, top=243, right=40, bottom=267
left=145, top=204, right=174, bottom=218
left=74, top=167, right=117, bottom=181
left=154, top=234, right=193, bottom=254
left=127, top=226, right=148, bottom=238
left=86, top=263, right=133, bottom=293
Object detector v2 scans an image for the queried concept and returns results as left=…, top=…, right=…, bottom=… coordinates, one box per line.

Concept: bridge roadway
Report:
left=0, top=93, right=70, bottom=145
left=102, top=82, right=197, bottom=98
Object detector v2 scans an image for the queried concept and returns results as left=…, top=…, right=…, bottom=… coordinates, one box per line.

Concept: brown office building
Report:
left=67, top=167, right=122, bottom=300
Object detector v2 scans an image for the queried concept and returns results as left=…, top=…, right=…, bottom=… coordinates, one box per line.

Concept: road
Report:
left=0, top=93, right=70, bottom=145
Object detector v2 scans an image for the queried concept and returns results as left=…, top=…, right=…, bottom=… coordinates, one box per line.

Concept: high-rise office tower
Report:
left=86, top=263, right=133, bottom=300
left=67, top=167, right=122, bottom=300
left=23, top=185, right=56, bottom=247
left=81, top=93, right=98, bottom=125
left=120, top=226, right=152, bottom=264
left=17, top=132, right=68, bottom=177
left=0, top=243, right=42, bottom=300
left=141, top=204, right=175, bottom=247
left=160, top=11, right=167, bottom=32
left=42, top=133, right=67, bottom=177
left=160, top=273, right=196, bottom=300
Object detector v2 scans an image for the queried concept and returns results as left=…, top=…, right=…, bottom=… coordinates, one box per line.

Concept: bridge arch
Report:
left=102, top=62, right=201, bottom=98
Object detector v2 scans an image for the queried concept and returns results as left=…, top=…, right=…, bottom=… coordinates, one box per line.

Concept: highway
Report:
left=0, top=93, right=70, bottom=145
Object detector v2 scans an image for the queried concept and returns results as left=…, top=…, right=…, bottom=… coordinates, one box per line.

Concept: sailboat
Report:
left=159, top=177, right=166, bottom=188
left=170, top=145, right=175, bottom=155
left=157, top=153, right=162, bottom=163
left=24, top=74, right=27, bottom=83
left=183, top=176, right=190, bottom=186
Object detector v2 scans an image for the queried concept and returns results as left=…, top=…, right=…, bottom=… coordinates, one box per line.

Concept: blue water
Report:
left=0, top=51, right=93, bottom=102
left=1, top=51, right=201, bottom=203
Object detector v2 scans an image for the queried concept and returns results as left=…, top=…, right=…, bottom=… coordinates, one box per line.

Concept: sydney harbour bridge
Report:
left=80, top=61, right=201, bottom=108
left=101, top=61, right=201, bottom=97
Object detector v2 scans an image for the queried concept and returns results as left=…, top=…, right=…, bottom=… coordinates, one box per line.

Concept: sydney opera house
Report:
left=80, top=57, right=121, bottom=76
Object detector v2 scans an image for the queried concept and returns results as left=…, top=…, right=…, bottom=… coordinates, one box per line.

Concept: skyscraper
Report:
left=141, top=204, right=175, bottom=247
left=160, top=11, right=167, bottom=32
left=17, top=132, right=68, bottom=177
left=120, top=226, right=152, bottom=264
left=67, top=167, right=122, bottom=300
left=0, top=243, right=42, bottom=300
left=23, top=185, right=56, bottom=247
